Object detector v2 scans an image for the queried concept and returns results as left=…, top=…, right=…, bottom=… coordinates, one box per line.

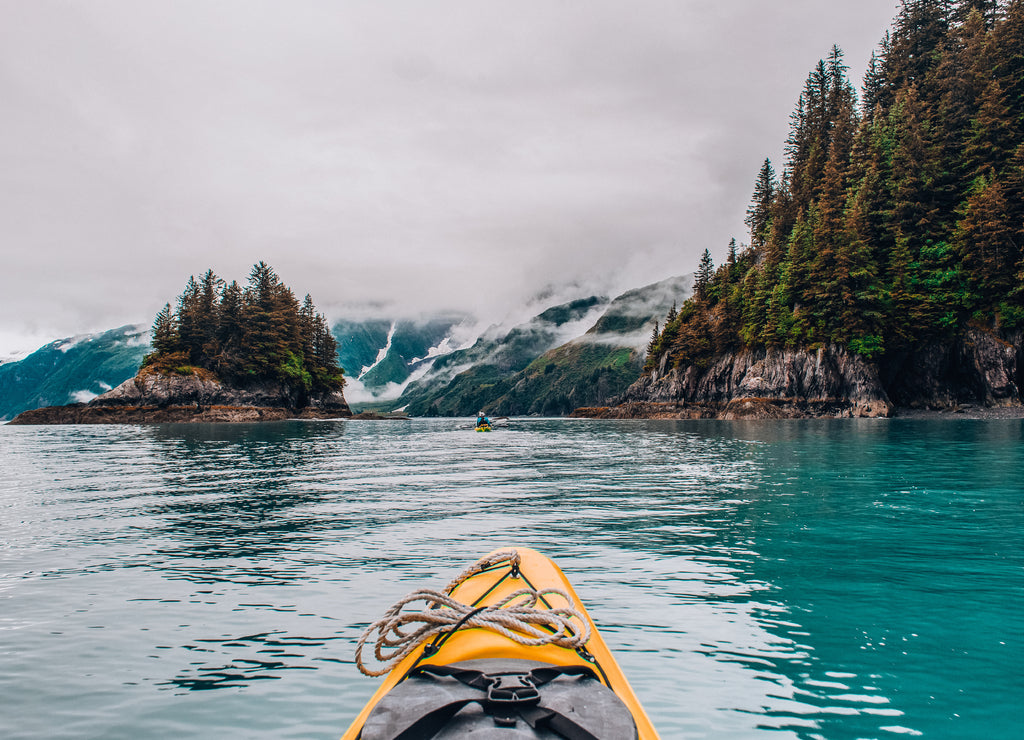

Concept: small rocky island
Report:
left=10, top=263, right=350, bottom=424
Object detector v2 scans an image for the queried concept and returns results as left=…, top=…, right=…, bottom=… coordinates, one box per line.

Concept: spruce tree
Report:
left=695, top=250, right=714, bottom=301
left=215, top=280, right=245, bottom=376
left=299, top=294, right=317, bottom=364
left=176, top=275, right=203, bottom=364
left=953, top=174, right=1016, bottom=311
left=745, top=159, right=776, bottom=247
left=861, top=51, right=885, bottom=117
left=151, top=303, right=178, bottom=356
left=646, top=321, right=660, bottom=357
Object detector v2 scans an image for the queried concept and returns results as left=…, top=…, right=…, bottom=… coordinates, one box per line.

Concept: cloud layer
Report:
left=0, top=0, right=900, bottom=355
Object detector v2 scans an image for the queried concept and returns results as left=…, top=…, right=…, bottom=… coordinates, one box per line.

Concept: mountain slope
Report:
left=332, top=315, right=470, bottom=405
left=486, top=275, right=692, bottom=415
left=399, top=296, right=611, bottom=415
left=398, top=276, right=690, bottom=416
left=0, top=325, right=150, bottom=420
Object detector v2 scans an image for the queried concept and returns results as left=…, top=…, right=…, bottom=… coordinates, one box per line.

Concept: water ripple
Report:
left=1, top=418, right=1022, bottom=738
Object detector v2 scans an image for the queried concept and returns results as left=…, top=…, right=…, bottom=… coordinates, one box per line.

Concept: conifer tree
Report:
left=745, top=159, right=776, bottom=247
left=197, top=269, right=223, bottom=365
left=861, top=51, right=885, bottom=116
left=213, top=280, right=244, bottom=375
left=962, top=79, right=1015, bottom=180
left=887, top=0, right=949, bottom=92
left=991, top=0, right=1024, bottom=133
left=299, top=294, right=317, bottom=364
left=953, top=173, right=1017, bottom=310
left=312, top=312, right=339, bottom=375
left=646, top=321, right=660, bottom=357
left=952, top=0, right=1004, bottom=28
left=176, top=275, right=203, bottom=364
left=695, top=250, right=714, bottom=301
left=151, top=303, right=178, bottom=356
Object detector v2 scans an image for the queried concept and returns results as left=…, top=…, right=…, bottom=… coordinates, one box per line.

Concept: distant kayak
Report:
left=475, top=424, right=492, bottom=432
left=343, top=547, right=658, bottom=739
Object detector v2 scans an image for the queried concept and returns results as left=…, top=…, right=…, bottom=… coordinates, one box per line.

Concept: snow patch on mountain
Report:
left=410, top=336, right=456, bottom=365
left=345, top=356, right=453, bottom=404
left=359, top=321, right=397, bottom=379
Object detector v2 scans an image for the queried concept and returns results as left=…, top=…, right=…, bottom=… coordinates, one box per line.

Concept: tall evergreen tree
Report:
left=646, top=321, right=660, bottom=357
left=861, top=51, right=885, bottom=116
left=953, top=173, right=1017, bottom=311
left=695, top=250, right=714, bottom=301
left=745, top=159, right=776, bottom=247
left=151, top=303, right=178, bottom=356
left=176, top=275, right=203, bottom=364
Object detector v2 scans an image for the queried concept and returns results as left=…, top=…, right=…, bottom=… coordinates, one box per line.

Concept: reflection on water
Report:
left=1, top=418, right=1021, bottom=739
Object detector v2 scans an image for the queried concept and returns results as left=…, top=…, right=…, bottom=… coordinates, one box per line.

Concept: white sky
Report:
left=0, top=0, right=901, bottom=357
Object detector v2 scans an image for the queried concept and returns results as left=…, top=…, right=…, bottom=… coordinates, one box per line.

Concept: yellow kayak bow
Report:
left=342, top=547, right=658, bottom=739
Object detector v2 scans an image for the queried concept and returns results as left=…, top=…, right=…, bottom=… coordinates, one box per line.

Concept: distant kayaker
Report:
left=476, top=411, right=490, bottom=427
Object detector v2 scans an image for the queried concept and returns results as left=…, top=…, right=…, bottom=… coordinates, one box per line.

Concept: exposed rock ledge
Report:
left=8, top=369, right=351, bottom=425
left=573, top=327, right=1022, bottom=420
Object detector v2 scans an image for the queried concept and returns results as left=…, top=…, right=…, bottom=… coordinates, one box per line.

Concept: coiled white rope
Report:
left=355, top=550, right=591, bottom=677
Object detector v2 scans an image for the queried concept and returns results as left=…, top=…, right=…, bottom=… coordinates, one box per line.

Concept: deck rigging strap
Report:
left=386, top=664, right=606, bottom=740
left=355, top=550, right=591, bottom=677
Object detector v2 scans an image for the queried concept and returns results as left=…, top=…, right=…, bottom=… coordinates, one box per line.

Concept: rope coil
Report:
left=355, top=550, right=591, bottom=677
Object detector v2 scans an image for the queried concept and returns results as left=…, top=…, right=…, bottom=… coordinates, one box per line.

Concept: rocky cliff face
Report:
left=8, top=369, right=351, bottom=425
left=882, top=327, right=1022, bottom=409
left=574, top=327, right=1022, bottom=419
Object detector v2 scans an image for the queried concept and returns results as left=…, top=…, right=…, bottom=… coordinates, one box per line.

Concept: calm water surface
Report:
left=1, top=418, right=1021, bottom=739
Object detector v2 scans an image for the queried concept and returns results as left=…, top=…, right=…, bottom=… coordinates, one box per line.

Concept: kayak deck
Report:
left=342, top=547, right=658, bottom=739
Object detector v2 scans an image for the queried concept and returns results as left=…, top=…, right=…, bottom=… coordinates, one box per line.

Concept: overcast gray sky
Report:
left=0, top=0, right=901, bottom=357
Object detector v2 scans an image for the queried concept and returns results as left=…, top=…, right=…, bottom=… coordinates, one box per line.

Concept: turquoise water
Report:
left=1, top=418, right=1021, bottom=739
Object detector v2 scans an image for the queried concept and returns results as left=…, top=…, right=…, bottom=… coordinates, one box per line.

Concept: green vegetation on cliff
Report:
left=648, top=0, right=1024, bottom=375
left=144, top=262, right=343, bottom=395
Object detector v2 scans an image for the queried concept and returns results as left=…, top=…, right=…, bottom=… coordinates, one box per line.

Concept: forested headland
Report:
left=646, top=1, right=1023, bottom=389
left=144, top=262, right=344, bottom=396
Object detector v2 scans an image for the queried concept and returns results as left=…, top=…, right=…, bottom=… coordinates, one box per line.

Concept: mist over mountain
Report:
left=394, top=295, right=610, bottom=415
left=477, top=275, right=692, bottom=416
left=2, top=274, right=692, bottom=420
left=339, top=274, right=691, bottom=416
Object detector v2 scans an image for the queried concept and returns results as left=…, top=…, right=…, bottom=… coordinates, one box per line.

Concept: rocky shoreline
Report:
left=7, top=368, right=351, bottom=425
left=573, top=327, right=1023, bottom=420
left=888, top=404, right=1024, bottom=420
left=8, top=404, right=349, bottom=425
left=571, top=401, right=1024, bottom=420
